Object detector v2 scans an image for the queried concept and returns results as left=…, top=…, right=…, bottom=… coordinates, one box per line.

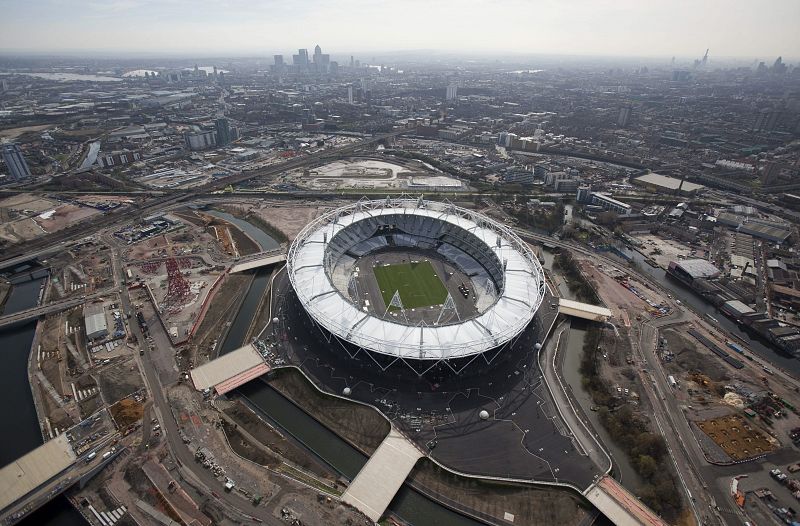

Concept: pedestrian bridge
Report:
left=229, top=247, right=286, bottom=273
left=342, top=427, right=423, bottom=522
left=584, top=475, right=669, bottom=526
left=558, top=298, right=613, bottom=322
left=190, top=344, right=271, bottom=395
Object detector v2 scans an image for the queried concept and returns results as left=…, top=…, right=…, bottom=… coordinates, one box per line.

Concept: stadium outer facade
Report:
left=286, top=197, right=546, bottom=375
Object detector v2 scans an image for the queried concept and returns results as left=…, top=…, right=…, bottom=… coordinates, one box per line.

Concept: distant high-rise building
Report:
left=446, top=84, right=458, bottom=101
left=0, top=79, right=7, bottom=92
left=215, top=118, right=232, bottom=146
left=576, top=185, right=593, bottom=204
left=671, top=70, right=690, bottom=82
left=1, top=143, right=31, bottom=181
left=772, top=56, right=787, bottom=75
left=761, top=162, right=782, bottom=185
left=184, top=130, right=217, bottom=151
left=347, top=85, right=354, bottom=104
left=273, top=55, right=285, bottom=75
left=752, top=108, right=780, bottom=132
left=293, top=49, right=309, bottom=70
left=617, top=105, right=632, bottom=127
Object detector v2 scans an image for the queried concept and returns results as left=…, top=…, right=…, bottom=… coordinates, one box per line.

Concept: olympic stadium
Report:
left=286, top=197, right=546, bottom=376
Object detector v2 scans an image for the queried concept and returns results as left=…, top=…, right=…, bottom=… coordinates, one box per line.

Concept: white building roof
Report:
left=288, top=200, right=545, bottom=360
left=0, top=434, right=76, bottom=511
left=190, top=344, right=264, bottom=391
left=84, top=304, right=107, bottom=337
left=634, top=173, right=704, bottom=193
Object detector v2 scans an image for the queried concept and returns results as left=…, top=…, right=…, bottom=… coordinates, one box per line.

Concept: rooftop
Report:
left=633, top=173, right=705, bottom=192
left=190, top=344, right=265, bottom=391
left=673, top=259, right=720, bottom=279
left=0, top=434, right=76, bottom=511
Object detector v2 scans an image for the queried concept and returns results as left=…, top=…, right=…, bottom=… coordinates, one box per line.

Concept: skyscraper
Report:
left=446, top=84, right=458, bottom=101
left=617, top=105, right=632, bottom=127
left=347, top=85, right=354, bottom=104
left=273, top=55, right=285, bottom=75
left=1, top=143, right=32, bottom=181
left=215, top=118, right=232, bottom=146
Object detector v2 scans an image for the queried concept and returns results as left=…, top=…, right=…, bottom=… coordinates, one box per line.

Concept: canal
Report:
left=619, top=247, right=800, bottom=376
left=0, top=275, right=87, bottom=526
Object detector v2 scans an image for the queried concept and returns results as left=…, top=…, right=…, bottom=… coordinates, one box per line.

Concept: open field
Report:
left=373, top=260, right=448, bottom=309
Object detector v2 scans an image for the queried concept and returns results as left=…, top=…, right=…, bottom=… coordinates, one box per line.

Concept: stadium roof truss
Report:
left=287, top=197, right=546, bottom=369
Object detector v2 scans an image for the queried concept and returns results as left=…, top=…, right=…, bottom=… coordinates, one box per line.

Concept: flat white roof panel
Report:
left=288, top=200, right=545, bottom=360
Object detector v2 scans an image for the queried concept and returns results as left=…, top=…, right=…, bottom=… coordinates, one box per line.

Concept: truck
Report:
left=85, top=451, right=97, bottom=463
left=668, top=375, right=678, bottom=388
left=102, top=451, right=112, bottom=460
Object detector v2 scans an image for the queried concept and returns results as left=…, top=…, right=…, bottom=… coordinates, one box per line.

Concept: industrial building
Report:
left=588, top=192, right=632, bottom=215
left=84, top=304, right=108, bottom=340
left=667, top=259, right=721, bottom=285
left=633, top=173, right=705, bottom=196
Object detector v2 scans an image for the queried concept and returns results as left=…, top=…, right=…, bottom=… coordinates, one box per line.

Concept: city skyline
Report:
left=1, top=0, right=798, bottom=59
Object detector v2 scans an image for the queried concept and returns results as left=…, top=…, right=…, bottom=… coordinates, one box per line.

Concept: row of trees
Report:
left=579, top=326, right=683, bottom=520
left=552, top=251, right=600, bottom=304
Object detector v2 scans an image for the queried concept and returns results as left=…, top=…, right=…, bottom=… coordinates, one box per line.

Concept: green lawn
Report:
left=373, top=260, right=448, bottom=309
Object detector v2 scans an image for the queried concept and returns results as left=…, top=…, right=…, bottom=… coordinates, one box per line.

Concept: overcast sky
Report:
left=1, top=0, right=797, bottom=60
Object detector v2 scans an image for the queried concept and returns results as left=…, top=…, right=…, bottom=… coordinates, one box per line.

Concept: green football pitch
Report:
left=373, top=260, right=448, bottom=309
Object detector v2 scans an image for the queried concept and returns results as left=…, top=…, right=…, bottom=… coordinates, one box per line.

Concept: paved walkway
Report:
left=342, top=427, right=423, bottom=522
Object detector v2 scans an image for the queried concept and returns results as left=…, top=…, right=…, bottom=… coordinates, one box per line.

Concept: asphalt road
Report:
left=112, top=240, right=284, bottom=526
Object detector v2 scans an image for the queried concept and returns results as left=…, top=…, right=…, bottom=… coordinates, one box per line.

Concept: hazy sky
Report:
left=1, top=0, right=797, bottom=60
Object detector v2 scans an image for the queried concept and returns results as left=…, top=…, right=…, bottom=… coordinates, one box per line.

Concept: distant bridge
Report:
left=0, top=290, right=111, bottom=330
left=229, top=246, right=287, bottom=274
left=558, top=298, right=613, bottom=322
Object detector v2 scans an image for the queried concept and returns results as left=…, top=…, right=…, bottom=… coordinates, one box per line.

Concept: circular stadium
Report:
left=286, top=197, right=546, bottom=375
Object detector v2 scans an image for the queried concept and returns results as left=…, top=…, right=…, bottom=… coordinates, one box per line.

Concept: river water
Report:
left=237, top=381, right=485, bottom=526
left=618, top=247, right=800, bottom=376
left=0, top=275, right=87, bottom=526
left=205, top=209, right=280, bottom=252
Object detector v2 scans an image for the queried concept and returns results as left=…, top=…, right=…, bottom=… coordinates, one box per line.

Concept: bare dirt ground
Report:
left=188, top=273, right=252, bottom=365
left=97, top=358, right=144, bottom=404
left=0, top=193, right=60, bottom=213
left=251, top=202, right=323, bottom=241
left=0, top=216, right=45, bottom=243
left=634, top=234, right=694, bottom=268
left=36, top=204, right=100, bottom=233
left=0, top=124, right=53, bottom=139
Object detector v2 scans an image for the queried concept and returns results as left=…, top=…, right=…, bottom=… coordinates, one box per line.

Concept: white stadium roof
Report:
left=287, top=199, right=545, bottom=361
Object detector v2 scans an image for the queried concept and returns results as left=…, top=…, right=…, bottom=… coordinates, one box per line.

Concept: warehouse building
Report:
left=84, top=303, right=108, bottom=341
left=633, top=173, right=705, bottom=196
